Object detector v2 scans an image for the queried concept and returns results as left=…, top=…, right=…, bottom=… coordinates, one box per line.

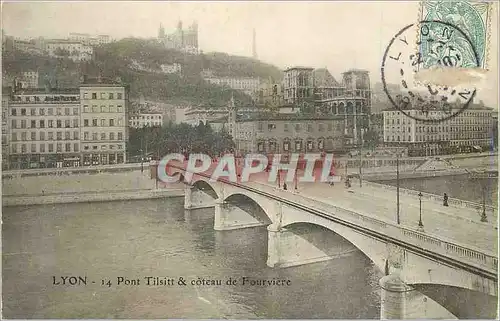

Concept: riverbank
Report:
left=2, top=188, right=184, bottom=207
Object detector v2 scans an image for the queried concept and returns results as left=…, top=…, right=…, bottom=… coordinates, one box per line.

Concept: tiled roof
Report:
left=314, top=68, right=341, bottom=87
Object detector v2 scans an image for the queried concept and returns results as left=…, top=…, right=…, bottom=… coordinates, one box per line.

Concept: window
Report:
left=65, top=108, right=70, bottom=115
left=65, top=143, right=71, bottom=152
left=48, top=108, right=53, bottom=115
left=92, top=93, right=97, bottom=99
left=65, top=120, right=70, bottom=128
left=109, top=132, right=115, bottom=140
left=109, top=93, right=114, bottom=99
left=48, top=143, right=53, bottom=152
left=117, top=132, right=123, bottom=140
left=83, top=92, right=89, bottom=99
left=39, top=120, right=45, bottom=128
left=73, top=107, right=79, bottom=115
left=84, top=132, right=89, bottom=140
left=57, top=132, right=62, bottom=140
left=328, top=123, right=333, bottom=131
left=40, top=132, right=45, bottom=140
left=73, top=131, right=78, bottom=140
left=307, top=124, right=313, bottom=132
left=84, top=105, right=89, bottom=113
left=92, top=133, right=98, bottom=140
left=40, top=144, right=45, bottom=153
left=21, top=144, right=26, bottom=153
left=56, top=143, right=62, bottom=152
left=11, top=108, right=17, bottom=116
left=118, top=118, right=123, bottom=126
left=11, top=119, right=16, bottom=128
left=101, top=119, right=106, bottom=127
left=65, top=132, right=70, bottom=140
left=101, top=133, right=106, bottom=140
left=117, top=105, right=122, bottom=112
left=92, top=119, right=98, bottom=127
left=57, top=108, right=62, bottom=115
left=92, top=105, right=98, bottom=112
left=101, top=105, right=108, bottom=113
left=295, top=124, right=301, bottom=132
left=318, top=123, right=325, bottom=132
left=21, top=108, right=26, bottom=115
left=109, top=119, right=114, bottom=126
left=109, top=105, right=115, bottom=113
left=56, top=120, right=61, bottom=128
left=30, top=143, right=36, bottom=153
left=31, top=120, right=36, bottom=128
left=100, top=93, right=106, bottom=99
left=11, top=144, right=17, bottom=153
left=73, top=119, right=79, bottom=128
left=74, top=143, right=79, bottom=152
left=11, top=133, right=17, bottom=141
left=84, top=119, right=89, bottom=127
left=48, top=132, right=54, bottom=140
left=31, top=132, right=36, bottom=140
left=117, top=93, right=122, bottom=99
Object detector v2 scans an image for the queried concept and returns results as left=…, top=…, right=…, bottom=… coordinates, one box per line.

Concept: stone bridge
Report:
left=170, top=165, right=498, bottom=319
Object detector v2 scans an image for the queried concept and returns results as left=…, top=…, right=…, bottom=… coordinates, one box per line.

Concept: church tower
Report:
left=252, top=28, right=257, bottom=59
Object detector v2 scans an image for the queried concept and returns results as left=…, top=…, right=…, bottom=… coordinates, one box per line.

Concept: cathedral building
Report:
left=158, top=21, right=199, bottom=55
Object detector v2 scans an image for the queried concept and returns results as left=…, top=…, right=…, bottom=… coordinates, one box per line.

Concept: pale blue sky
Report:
left=2, top=1, right=498, bottom=107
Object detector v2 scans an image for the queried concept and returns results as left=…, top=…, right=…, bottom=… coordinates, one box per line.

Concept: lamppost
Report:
left=418, top=191, right=424, bottom=228
left=469, top=170, right=489, bottom=222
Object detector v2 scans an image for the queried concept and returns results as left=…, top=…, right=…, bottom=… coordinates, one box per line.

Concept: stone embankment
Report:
left=2, top=169, right=184, bottom=207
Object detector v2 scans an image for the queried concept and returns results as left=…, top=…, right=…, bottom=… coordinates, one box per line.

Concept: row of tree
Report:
left=127, top=121, right=235, bottom=159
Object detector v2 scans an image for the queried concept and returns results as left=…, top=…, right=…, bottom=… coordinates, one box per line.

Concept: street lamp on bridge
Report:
left=418, top=191, right=424, bottom=229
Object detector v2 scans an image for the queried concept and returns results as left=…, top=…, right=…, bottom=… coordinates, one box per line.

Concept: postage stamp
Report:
left=418, top=0, right=493, bottom=69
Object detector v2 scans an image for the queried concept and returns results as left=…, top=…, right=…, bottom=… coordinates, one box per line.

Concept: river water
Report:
left=2, top=198, right=382, bottom=319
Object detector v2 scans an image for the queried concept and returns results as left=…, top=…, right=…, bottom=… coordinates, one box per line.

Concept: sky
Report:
left=2, top=1, right=498, bottom=107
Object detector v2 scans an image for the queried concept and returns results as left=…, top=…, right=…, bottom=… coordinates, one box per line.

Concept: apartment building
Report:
left=129, top=113, right=163, bottom=128
left=8, top=88, right=81, bottom=169
left=46, top=39, right=93, bottom=61
left=383, top=106, right=495, bottom=156
left=80, top=78, right=128, bottom=166
left=2, top=88, right=10, bottom=169
left=3, top=78, right=128, bottom=169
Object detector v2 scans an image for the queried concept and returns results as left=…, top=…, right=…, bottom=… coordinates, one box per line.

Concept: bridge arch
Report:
left=223, top=193, right=273, bottom=227
left=192, top=180, right=219, bottom=199
left=281, top=215, right=388, bottom=273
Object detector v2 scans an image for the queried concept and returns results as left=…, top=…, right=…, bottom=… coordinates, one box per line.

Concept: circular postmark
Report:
left=381, top=20, right=480, bottom=123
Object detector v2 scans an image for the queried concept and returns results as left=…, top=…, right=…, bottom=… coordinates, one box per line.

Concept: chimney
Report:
left=83, top=74, right=88, bottom=84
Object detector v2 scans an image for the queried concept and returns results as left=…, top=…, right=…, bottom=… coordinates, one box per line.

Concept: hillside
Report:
left=2, top=38, right=283, bottom=107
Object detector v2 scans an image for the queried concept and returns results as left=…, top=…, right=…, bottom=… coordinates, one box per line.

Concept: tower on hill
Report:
left=252, top=28, right=257, bottom=59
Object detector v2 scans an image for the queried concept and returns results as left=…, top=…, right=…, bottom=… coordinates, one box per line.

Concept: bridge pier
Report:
left=379, top=274, right=457, bottom=319
left=184, top=184, right=216, bottom=210
left=267, top=224, right=358, bottom=268
left=214, top=200, right=268, bottom=231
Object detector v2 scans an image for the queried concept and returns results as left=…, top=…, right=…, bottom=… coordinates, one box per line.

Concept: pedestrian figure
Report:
left=345, top=177, right=351, bottom=189
left=283, top=182, right=287, bottom=190
left=443, top=193, right=449, bottom=207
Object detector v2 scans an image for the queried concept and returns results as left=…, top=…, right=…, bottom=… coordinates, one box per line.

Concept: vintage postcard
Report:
left=1, top=1, right=498, bottom=319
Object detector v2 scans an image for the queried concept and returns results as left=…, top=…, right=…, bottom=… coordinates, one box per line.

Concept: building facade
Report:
left=283, top=67, right=315, bottom=105
left=46, top=40, right=93, bottom=61
left=68, top=33, right=112, bottom=46
left=3, top=79, right=128, bottom=169
left=129, top=113, right=163, bottom=128
left=80, top=80, right=128, bottom=166
left=8, top=88, right=81, bottom=169
left=203, top=76, right=261, bottom=97
left=16, top=71, right=39, bottom=89
left=158, top=21, right=199, bottom=54
left=234, top=116, right=345, bottom=154
left=383, top=107, right=494, bottom=156
left=2, top=87, right=10, bottom=169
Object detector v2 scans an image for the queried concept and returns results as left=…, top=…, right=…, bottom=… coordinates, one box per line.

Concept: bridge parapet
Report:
left=363, top=181, right=496, bottom=217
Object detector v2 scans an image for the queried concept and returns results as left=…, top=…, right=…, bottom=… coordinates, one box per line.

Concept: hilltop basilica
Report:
left=158, top=21, right=199, bottom=55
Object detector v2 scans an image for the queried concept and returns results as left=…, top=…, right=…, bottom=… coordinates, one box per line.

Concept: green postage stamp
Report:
left=418, top=0, right=492, bottom=69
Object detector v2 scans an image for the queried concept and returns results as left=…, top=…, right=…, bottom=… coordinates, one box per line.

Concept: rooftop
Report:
left=284, top=66, right=314, bottom=72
